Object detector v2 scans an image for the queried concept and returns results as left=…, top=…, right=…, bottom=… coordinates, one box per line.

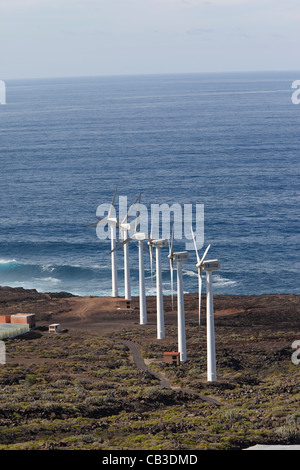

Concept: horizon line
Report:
left=3, top=69, right=300, bottom=82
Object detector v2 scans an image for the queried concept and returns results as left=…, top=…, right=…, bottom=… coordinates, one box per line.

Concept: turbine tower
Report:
left=111, top=230, right=149, bottom=326
left=86, top=185, right=119, bottom=297
left=119, top=192, right=142, bottom=300
left=173, top=251, right=190, bottom=362
left=149, top=238, right=168, bottom=340
left=191, top=227, right=210, bottom=325
left=168, top=224, right=175, bottom=311
left=119, top=222, right=131, bottom=300
left=137, top=233, right=147, bottom=325
left=203, top=259, right=221, bottom=382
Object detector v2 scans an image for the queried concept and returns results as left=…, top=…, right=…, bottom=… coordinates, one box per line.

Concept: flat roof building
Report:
left=0, top=323, right=30, bottom=340
left=11, top=314, right=36, bottom=328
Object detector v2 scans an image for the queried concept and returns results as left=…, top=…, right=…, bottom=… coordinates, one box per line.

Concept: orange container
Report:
left=0, top=315, right=11, bottom=323
left=10, top=314, right=35, bottom=327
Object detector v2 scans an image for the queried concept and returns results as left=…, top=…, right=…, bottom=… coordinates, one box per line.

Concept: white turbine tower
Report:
left=118, top=193, right=142, bottom=300
left=86, top=186, right=119, bottom=297
left=203, top=258, right=220, bottom=382
left=137, top=233, right=148, bottom=325
left=0, top=80, right=6, bottom=105
left=191, top=227, right=210, bottom=325
left=111, top=228, right=150, bottom=326
left=174, top=251, right=189, bottom=362
left=168, top=227, right=189, bottom=362
left=168, top=224, right=175, bottom=311
left=148, top=238, right=168, bottom=340
left=119, top=221, right=131, bottom=300
left=174, top=251, right=190, bottom=362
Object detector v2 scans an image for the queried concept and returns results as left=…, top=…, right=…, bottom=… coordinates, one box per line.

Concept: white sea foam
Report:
left=182, top=269, right=198, bottom=278
left=41, top=264, right=55, bottom=272
left=213, top=275, right=237, bottom=288
left=34, top=277, right=61, bottom=284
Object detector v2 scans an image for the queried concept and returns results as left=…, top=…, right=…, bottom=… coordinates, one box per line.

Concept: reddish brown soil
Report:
left=0, top=286, right=298, bottom=343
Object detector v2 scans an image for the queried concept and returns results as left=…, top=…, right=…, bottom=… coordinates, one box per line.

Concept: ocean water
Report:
left=0, top=72, right=299, bottom=297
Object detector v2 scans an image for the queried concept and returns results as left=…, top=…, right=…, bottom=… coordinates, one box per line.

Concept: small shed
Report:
left=49, top=323, right=61, bottom=333
left=163, top=352, right=180, bottom=366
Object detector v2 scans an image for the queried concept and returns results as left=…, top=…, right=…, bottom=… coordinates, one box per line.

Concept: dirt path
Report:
left=116, top=339, right=220, bottom=407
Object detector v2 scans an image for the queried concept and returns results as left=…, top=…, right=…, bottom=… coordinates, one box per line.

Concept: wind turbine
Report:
left=86, top=185, right=119, bottom=297
left=144, top=209, right=167, bottom=339
left=168, top=224, right=175, bottom=311
left=118, top=192, right=142, bottom=300
left=168, top=226, right=189, bottom=362
left=110, top=224, right=150, bottom=326
left=203, top=258, right=220, bottom=382
left=148, top=237, right=168, bottom=340
left=173, top=250, right=190, bottom=362
left=137, top=232, right=148, bottom=325
left=191, top=227, right=210, bottom=325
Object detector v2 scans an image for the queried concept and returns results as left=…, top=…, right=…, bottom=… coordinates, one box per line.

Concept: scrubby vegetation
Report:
left=0, top=305, right=299, bottom=450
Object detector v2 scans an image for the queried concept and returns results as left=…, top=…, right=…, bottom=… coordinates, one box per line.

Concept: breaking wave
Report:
left=0, top=259, right=113, bottom=295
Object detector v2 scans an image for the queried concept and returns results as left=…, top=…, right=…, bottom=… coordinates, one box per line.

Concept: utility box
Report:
left=118, top=299, right=132, bottom=310
left=163, top=352, right=180, bottom=366
left=11, top=314, right=36, bottom=328
left=49, top=324, right=61, bottom=333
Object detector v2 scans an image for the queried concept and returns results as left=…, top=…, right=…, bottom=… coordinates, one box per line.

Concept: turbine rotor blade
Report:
left=143, top=243, right=151, bottom=256
left=85, top=215, right=108, bottom=229
left=122, top=192, right=142, bottom=224
left=168, top=224, right=174, bottom=260
left=199, top=244, right=211, bottom=266
left=170, top=223, right=174, bottom=255
left=108, top=185, right=118, bottom=218
left=149, top=244, right=154, bottom=282
left=110, top=237, right=133, bottom=254
left=136, top=193, right=142, bottom=229
left=168, top=224, right=174, bottom=310
left=198, top=268, right=202, bottom=326
left=85, top=221, right=99, bottom=229
left=191, top=227, right=200, bottom=264
left=170, top=257, right=174, bottom=310
left=111, top=184, right=118, bottom=207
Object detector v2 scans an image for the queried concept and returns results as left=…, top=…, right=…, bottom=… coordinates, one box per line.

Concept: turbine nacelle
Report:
left=120, top=222, right=133, bottom=231
left=134, top=232, right=148, bottom=241
left=203, top=259, right=221, bottom=272
left=107, top=217, right=118, bottom=225
left=172, top=251, right=189, bottom=262
left=150, top=239, right=168, bottom=248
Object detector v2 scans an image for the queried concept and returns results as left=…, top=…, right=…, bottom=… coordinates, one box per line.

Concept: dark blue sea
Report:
left=0, top=72, right=299, bottom=297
